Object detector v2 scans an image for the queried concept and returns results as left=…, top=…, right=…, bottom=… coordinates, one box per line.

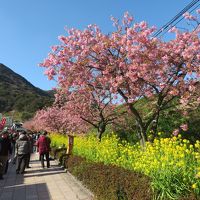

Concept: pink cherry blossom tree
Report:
left=40, top=12, right=200, bottom=146
left=26, top=85, right=122, bottom=139
left=23, top=120, right=36, bottom=131
left=28, top=105, right=86, bottom=134
left=54, top=86, right=125, bottom=140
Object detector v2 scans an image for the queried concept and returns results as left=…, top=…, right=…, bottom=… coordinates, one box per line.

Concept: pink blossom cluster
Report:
left=183, top=12, right=197, bottom=20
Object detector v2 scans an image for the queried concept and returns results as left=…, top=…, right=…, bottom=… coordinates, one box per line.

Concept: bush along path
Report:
left=0, top=153, right=93, bottom=200
left=50, top=133, right=200, bottom=200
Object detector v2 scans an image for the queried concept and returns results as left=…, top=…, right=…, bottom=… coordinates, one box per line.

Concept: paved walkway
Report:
left=0, top=153, right=94, bottom=200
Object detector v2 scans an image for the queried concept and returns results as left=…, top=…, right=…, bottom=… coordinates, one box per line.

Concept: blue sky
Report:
left=0, top=0, right=194, bottom=90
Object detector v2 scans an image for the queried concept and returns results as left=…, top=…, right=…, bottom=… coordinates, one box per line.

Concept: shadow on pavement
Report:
left=1, top=182, right=51, bottom=200
left=0, top=156, right=52, bottom=200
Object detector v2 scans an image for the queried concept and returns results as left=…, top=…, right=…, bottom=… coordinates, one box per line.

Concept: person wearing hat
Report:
left=15, top=131, right=29, bottom=174
left=0, top=131, right=12, bottom=180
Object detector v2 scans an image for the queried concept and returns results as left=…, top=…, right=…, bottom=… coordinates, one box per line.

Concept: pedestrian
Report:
left=37, top=131, right=51, bottom=168
left=26, top=132, right=34, bottom=168
left=11, top=131, right=19, bottom=164
left=0, top=131, right=12, bottom=180
left=36, top=132, right=42, bottom=160
left=32, top=132, right=37, bottom=153
left=15, top=131, right=29, bottom=174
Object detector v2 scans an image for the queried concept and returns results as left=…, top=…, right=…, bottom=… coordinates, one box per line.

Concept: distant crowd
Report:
left=0, top=129, right=51, bottom=180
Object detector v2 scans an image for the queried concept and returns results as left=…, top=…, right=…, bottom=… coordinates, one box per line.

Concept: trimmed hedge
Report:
left=51, top=148, right=199, bottom=200
left=67, top=155, right=152, bottom=200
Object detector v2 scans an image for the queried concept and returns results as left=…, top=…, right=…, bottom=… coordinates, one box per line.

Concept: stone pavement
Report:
left=0, top=153, right=94, bottom=200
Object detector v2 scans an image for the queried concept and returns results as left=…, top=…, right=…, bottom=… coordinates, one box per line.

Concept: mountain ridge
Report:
left=0, top=63, right=54, bottom=120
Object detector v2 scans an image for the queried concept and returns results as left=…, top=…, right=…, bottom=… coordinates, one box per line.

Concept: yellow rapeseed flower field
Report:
left=50, top=133, right=200, bottom=198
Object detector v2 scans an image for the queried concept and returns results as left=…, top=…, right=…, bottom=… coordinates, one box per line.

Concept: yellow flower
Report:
left=185, top=149, right=190, bottom=153
left=189, top=144, right=193, bottom=149
left=195, top=143, right=200, bottom=148
left=192, top=183, right=197, bottom=189
left=158, top=132, right=162, bottom=136
left=195, top=172, right=200, bottom=178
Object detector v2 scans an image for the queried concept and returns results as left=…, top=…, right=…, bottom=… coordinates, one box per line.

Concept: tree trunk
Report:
left=98, top=123, right=106, bottom=142
left=151, top=112, right=160, bottom=141
left=139, top=127, right=147, bottom=148
left=154, top=110, right=160, bottom=135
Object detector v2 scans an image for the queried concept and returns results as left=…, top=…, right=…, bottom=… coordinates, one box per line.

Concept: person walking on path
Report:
left=26, top=132, right=34, bottom=168
left=11, top=131, right=19, bottom=164
left=15, top=131, right=29, bottom=174
left=37, top=131, right=51, bottom=168
left=0, top=131, right=12, bottom=180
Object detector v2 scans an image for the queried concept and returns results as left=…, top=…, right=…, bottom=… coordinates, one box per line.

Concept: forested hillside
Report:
left=0, top=63, right=54, bottom=120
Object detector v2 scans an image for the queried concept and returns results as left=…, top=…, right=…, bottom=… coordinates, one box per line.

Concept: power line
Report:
left=153, top=0, right=199, bottom=37
left=153, top=0, right=200, bottom=37
left=158, top=3, right=200, bottom=38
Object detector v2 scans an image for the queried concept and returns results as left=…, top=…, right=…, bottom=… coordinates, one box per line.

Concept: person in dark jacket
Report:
left=37, top=131, right=51, bottom=168
left=15, top=131, right=29, bottom=174
left=11, top=132, right=19, bottom=164
left=26, top=133, right=34, bottom=168
left=0, top=131, right=12, bottom=180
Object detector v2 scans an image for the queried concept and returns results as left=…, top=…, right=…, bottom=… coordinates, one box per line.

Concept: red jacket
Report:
left=37, top=135, right=51, bottom=154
